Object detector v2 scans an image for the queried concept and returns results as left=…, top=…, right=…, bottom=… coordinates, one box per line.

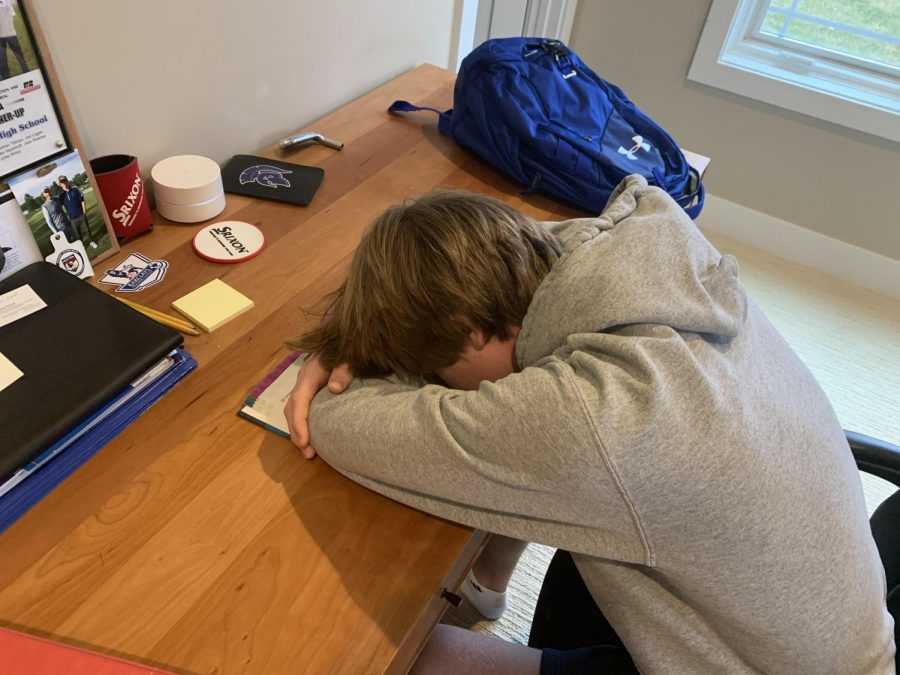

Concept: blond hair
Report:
left=288, top=190, right=562, bottom=377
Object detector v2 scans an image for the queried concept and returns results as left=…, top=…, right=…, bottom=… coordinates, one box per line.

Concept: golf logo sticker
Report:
left=239, top=165, right=292, bottom=189
left=192, top=221, right=265, bottom=264
left=99, top=252, right=169, bottom=292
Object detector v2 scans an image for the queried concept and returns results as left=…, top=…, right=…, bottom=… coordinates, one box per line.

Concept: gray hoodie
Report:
left=308, top=175, right=894, bottom=673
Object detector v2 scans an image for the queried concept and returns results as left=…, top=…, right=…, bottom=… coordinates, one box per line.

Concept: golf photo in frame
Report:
left=7, top=150, right=114, bottom=264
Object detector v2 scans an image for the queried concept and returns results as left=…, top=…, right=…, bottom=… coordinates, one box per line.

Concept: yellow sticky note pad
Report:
left=171, top=279, right=254, bottom=332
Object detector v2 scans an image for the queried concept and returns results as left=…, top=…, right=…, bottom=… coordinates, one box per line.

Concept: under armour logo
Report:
left=239, top=164, right=292, bottom=189
left=617, top=135, right=652, bottom=160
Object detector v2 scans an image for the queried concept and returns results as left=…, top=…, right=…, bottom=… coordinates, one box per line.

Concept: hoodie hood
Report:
left=517, top=175, right=747, bottom=367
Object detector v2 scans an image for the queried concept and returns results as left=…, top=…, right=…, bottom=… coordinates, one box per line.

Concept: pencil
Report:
left=116, top=297, right=202, bottom=336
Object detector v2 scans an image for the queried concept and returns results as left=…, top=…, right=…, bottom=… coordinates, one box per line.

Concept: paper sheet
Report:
left=0, top=283, right=47, bottom=329
left=0, top=352, right=22, bottom=392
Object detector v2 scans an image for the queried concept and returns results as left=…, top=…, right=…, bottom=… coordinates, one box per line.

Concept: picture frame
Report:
left=0, top=0, right=117, bottom=271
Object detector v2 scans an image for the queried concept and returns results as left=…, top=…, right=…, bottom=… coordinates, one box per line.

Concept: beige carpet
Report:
left=443, top=228, right=900, bottom=645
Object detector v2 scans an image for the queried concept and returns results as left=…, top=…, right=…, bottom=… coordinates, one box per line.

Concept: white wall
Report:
left=30, top=0, right=456, bottom=171
left=569, top=0, right=900, bottom=262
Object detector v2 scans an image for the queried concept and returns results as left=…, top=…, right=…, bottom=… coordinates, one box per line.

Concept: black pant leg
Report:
left=0, top=38, right=10, bottom=79
left=7, top=36, right=26, bottom=72
left=63, top=223, right=79, bottom=244
left=71, top=214, right=92, bottom=243
left=529, top=549, right=626, bottom=651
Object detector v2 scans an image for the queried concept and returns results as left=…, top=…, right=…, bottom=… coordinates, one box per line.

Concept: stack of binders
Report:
left=0, top=262, right=197, bottom=533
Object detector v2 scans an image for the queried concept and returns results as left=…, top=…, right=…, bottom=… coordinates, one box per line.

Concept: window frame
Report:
left=688, top=0, right=900, bottom=143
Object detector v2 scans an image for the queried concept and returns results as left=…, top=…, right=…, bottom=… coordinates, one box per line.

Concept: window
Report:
left=689, top=0, right=900, bottom=142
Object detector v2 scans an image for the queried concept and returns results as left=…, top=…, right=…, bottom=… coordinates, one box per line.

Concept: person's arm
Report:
left=284, top=358, right=353, bottom=458
left=308, top=357, right=648, bottom=562
left=41, top=205, right=52, bottom=229
left=77, top=188, right=87, bottom=216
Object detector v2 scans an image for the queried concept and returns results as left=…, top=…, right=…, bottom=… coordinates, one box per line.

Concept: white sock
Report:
left=459, top=568, right=507, bottom=620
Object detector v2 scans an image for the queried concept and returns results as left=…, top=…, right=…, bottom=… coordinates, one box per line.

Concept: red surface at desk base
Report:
left=0, top=628, right=173, bottom=674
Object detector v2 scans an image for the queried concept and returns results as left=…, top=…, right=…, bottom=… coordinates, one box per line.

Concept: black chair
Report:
left=846, top=430, right=900, bottom=661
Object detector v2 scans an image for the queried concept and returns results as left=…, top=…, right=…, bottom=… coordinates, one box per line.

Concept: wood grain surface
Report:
left=0, top=64, right=575, bottom=675
left=0, top=63, right=713, bottom=674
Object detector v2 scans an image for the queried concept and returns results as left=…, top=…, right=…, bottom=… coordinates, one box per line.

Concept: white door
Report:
left=454, top=0, right=579, bottom=71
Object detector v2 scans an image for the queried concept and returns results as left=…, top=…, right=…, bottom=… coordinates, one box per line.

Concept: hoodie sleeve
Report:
left=308, top=357, right=650, bottom=564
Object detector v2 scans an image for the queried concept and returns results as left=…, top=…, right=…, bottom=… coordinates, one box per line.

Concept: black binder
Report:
left=0, top=262, right=182, bottom=483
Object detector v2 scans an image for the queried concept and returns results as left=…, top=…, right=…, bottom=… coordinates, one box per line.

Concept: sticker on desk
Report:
left=99, top=252, right=169, bottom=293
left=0, top=284, right=47, bottom=329
left=0, top=352, right=23, bottom=392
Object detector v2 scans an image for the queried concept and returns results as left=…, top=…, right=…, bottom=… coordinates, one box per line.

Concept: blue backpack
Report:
left=389, top=38, right=704, bottom=218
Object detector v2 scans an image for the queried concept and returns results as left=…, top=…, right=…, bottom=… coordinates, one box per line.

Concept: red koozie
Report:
left=90, top=154, right=153, bottom=240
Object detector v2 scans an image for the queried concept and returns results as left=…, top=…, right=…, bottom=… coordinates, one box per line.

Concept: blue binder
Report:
left=0, top=347, right=197, bottom=533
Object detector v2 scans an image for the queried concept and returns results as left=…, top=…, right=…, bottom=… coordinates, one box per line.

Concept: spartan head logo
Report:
left=239, top=164, right=293, bottom=189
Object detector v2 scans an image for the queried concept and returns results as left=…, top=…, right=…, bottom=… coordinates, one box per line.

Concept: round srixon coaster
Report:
left=192, top=221, right=265, bottom=264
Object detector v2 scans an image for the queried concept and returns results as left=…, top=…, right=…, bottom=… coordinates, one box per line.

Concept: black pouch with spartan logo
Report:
left=221, top=154, right=324, bottom=206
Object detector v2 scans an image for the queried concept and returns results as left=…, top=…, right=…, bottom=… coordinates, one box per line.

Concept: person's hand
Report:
left=284, top=356, right=353, bottom=459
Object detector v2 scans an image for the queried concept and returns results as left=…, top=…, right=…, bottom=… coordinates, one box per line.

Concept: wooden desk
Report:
left=0, top=64, right=708, bottom=674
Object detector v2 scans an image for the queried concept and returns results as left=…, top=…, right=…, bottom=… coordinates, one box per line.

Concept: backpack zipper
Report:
left=524, top=39, right=577, bottom=79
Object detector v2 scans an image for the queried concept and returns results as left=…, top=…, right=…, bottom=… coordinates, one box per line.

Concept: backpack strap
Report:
left=676, top=167, right=705, bottom=220
left=388, top=100, right=454, bottom=137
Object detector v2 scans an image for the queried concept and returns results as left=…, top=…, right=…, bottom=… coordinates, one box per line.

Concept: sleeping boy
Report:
left=284, top=177, right=893, bottom=674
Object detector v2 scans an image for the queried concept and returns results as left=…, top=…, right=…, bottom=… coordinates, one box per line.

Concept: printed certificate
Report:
left=0, top=1, right=69, bottom=179
left=0, top=69, right=66, bottom=178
